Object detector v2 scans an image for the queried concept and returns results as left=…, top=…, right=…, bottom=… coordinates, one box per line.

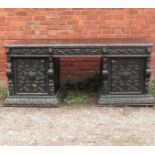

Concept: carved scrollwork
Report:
left=53, top=48, right=102, bottom=55
left=9, top=48, right=103, bottom=56
left=6, top=62, right=12, bottom=77
left=104, top=47, right=147, bottom=55
left=48, top=58, right=54, bottom=78
left=10, top=48, right=50, bottom=56
left=48, top=48, right=53, bottom=54
left=102, top=70, right=108, bottom=77
left=8, top=47, right=149, bottom=56
left=102, top=47, right=107, bottom=54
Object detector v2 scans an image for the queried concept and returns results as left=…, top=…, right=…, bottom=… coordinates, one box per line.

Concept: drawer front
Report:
left=13, top=57, right=49, bottom=95
left=53, top=48, right=102, bottom=55
left=104, top=47, right=147, bottom=56
left=109, top=58, right=145, bottom=94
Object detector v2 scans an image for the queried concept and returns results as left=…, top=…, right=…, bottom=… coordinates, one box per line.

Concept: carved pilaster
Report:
left=144, top=47, right=151, bottom=94
left=6, top=48, right=14, bottom=96
left=101, top=57, right=109, bottom=94
left=48, top=57, right=55, bottom=95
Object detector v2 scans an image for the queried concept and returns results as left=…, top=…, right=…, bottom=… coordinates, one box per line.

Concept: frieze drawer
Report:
left=53, top=48, right=102, bottom=56
left=103, top=47, right=149, bottom=56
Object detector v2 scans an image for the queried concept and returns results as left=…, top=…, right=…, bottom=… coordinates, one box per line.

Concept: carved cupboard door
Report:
left=109, top=58, right=145, bottom=94
left=13, top=58, right=50, bottom=95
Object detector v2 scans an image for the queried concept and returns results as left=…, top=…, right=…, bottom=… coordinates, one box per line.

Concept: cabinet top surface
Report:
left=5, top=38, right=153, bottom=47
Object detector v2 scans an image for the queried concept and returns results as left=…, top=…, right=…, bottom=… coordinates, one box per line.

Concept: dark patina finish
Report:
left=4, top=38, right=154, bottom=107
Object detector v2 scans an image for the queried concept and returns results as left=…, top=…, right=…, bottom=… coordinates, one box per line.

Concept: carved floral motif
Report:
left=104, top=47, right=147, bottom=55
left=110, top=58, right=144, bottom=92
left=53, top=48, right=102, bottom=55
left=11, top=48, right=49, bottom=55
left=14, top=58, right=49, bottom=94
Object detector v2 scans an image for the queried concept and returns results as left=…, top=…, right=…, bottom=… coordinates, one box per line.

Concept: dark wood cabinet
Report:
left=4, top=39, right=154, bottom=107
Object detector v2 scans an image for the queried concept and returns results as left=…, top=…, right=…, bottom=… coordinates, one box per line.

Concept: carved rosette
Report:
left=48, top=57, right=55, bottom=95
left=101, top=57, right=109, bottom=94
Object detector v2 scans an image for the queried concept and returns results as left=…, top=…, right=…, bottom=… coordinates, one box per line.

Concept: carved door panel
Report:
left=13, top=58, right=49, bottom=95
left=109, top=58, right=145, bottom=94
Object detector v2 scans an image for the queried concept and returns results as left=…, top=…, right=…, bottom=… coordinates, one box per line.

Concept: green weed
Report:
left=0, top=87, right=8, bottom=99
left=63, top=72, right=99, bottom=105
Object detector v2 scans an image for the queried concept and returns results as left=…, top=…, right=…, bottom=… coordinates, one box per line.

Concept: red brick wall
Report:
left=0, top=8, right=155, bottom=87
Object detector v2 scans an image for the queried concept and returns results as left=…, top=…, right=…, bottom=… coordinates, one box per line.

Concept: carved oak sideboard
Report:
left=4, top=39, right=154, bottom=107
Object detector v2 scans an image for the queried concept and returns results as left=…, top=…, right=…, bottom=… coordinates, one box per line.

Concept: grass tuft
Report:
left=63, top=91, right=90, bottom=106
left=149, top=80, right=155, bottom=96
left=0, top=87, right=8, bottom=99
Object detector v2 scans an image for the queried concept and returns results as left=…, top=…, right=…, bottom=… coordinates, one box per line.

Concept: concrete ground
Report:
left=0, top=99, right=155, bottom=146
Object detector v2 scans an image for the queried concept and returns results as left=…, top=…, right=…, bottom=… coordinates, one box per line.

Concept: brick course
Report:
left=0, top=8, right=155, bottom=87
